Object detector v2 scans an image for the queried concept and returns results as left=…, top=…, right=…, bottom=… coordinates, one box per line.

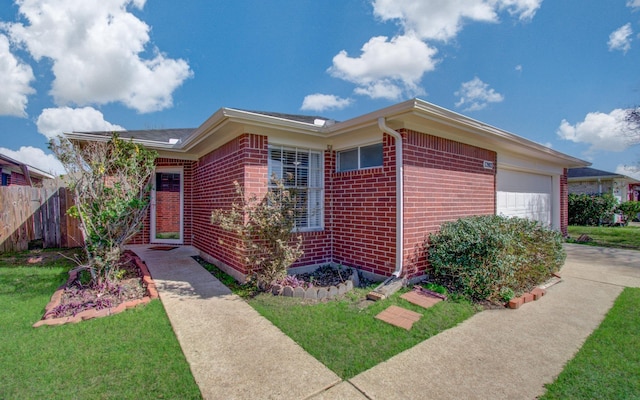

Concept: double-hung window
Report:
left=337, top=142, right=383, bottom=172
left=268, top=146, right=323, bottom=230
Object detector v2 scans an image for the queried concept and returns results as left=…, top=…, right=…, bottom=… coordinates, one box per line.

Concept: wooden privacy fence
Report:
left=0, top=186, right=83, bottom=252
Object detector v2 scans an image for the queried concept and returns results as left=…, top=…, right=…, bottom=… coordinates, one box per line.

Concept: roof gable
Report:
left=64, top=98, right=590, bottom=168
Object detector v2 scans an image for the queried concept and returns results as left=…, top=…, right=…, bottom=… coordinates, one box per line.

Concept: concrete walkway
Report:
left=130, top=244, right=640, bottom=400
left=128, top=245, right=341, bottom=400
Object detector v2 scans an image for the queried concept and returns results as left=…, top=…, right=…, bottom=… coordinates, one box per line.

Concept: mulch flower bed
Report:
left=271, top=265, right=360, bottom=300
left=33, top=250, right=158, bottom=327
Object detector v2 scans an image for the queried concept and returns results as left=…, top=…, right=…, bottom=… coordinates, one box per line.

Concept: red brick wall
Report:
left=192, top=134, right=269, bottom=276
left=328, top=134, right=397, bottom=276
left=10, top=171, right=28, bottom=186
left=131, top=128, right=498, bottom=280
left=560, top=168, right=568, bottom=236
left=192, top=134, right=332, bottom=276
left=401, top=129, right=497, bottom=276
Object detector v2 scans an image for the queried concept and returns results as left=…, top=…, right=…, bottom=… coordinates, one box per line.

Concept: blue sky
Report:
left=1, top=0, right=639, bottom=177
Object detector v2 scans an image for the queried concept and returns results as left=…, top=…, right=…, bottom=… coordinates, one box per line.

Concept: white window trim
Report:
left=336, top=142, right=383, bottom=172
left=268, top=145, right=324, bottom=232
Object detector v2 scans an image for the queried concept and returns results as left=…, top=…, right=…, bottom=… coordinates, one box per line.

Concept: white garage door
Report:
left=497, top=169, right=552, bottom=226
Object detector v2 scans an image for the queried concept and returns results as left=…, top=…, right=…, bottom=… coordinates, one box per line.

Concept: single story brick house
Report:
left=0, top=153, right=53, bottom=187
left=568, top=167, right=640, bottom=203
left=66, top=99, right=588, bottom=281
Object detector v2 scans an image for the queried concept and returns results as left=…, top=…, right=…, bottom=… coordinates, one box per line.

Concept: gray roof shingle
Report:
left=568, top=167, right=624, bottom=179
left=73, top=128, right=195, bottom=144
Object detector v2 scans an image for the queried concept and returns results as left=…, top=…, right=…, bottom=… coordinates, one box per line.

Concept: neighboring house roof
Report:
left=568, top=167, right=640, bottom=183
left=0, top=152, right=54, bottom=185
left=65, top=98, right=590, bottom=169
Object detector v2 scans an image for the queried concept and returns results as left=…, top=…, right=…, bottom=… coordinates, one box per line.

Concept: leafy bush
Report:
left=568, top=193, right=618, bottom=226
left=211, top=175, right=303, bottom=290
left=616, top=201, right=640, bottom=225
left=427, top=215, right=565, bottom=302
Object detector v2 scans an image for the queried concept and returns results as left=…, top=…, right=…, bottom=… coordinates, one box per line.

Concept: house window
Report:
left=337, top=143, right=383, bottom=172
left=156, top=173, right=180, bottom=192
left=268, top=146, right=323, bottom=230
left=1, top=173, right=9, bottom=186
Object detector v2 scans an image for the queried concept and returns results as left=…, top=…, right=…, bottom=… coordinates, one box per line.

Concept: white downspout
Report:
left=378, top=117, right=404, bottom=278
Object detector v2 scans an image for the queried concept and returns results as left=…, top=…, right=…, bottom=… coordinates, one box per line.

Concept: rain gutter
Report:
left=378, top=117, right=404, bottom=278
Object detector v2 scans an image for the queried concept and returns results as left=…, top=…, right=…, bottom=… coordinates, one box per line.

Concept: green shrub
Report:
left=568, top=193, right=618, bottom=226
left=427, top=215, right=565, bottom=302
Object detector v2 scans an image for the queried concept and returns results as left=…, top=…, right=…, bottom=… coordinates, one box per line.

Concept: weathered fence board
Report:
left=0, top=186, right=83, bottom=252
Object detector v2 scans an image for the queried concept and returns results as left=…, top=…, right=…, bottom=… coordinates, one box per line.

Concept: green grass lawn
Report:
left=0, top=249, right=201, bottom=400
left=248, top=287, right=478, bottom=379
left=541, top=287, right=640, bottom=399
left=567, top=225, right=640, bottom=250
left=197, top=258, right=478, bottom=379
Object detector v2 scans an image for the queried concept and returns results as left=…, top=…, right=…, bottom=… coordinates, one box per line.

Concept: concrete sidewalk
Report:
left=128, top=245, right=341, bottom=400
left=342, top=244, right=640, bottom=399
left=131, top=244, right=640, bottom=400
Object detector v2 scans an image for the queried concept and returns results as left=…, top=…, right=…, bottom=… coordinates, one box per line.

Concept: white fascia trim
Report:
left=64, top=131, right=184, bottom=151
left=410, top=101, right=589, bottom=167
left=179, top=108, right=327, bottom=152
left=326, top=98, right=589, bottom=167
left=26, top=166, right=54, bottom=180
left=567, top=175, right=630, bottom=182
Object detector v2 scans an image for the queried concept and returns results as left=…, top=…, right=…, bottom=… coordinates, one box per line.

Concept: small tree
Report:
left=211, top=176, right=303, bottom=289
left=50, top=134, right=158, bottom=284
left=616, top=201, right=640, bottom=225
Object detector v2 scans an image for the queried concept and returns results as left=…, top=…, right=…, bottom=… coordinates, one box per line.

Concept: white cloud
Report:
left=608, top=23, right=633, bottom=53
left=497, top=0, right=543, bottom=21
left=0, top=146, right=64, bottom=175
left=0, top=34, right=35, bottom=117
left=627, top=0, right=640, bottom=10
left=329, top=35, right=437, bottom=100
left=515, top=64, right=523, bottom=72
left=36, top=107, right=124, bottom=139
left=4, top=0, right=192, bottom=113
left=314, top=0, right=542, bottom=105
left=454, top=77, right=504, bottom=111
left=372, top=0, right=542, bottom=41
left=616, top=164, right=640, bottom=180
left=301, top=94, right=352, bottom=112
left=557, top=109, right=634, bottom=152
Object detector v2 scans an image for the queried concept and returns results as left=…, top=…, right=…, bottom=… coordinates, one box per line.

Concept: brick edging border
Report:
left=33, top=251, right=158, bottom=328
left=270, top=270, right=358, bottom=301
left=506, top=275, right=562, bottom=309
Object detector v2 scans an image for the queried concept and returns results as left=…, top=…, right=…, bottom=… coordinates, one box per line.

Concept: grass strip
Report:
left=0, top=250, right=201, bottom=400
left=197, top=257, right=478, bottom=380
left=567, top=225, right=640, bottom=250
left=541, top=287, right=640, bottom=399
left=249, top=287, right=477, bottom=379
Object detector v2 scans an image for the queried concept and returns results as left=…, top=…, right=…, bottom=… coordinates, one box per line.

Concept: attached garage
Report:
left=497, top=169, right=553, bottom=226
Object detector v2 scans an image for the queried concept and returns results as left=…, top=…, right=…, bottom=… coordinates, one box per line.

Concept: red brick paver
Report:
left=375, top=305, right=422, bottom=330
left=401, top=291, right=442, bottom=309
